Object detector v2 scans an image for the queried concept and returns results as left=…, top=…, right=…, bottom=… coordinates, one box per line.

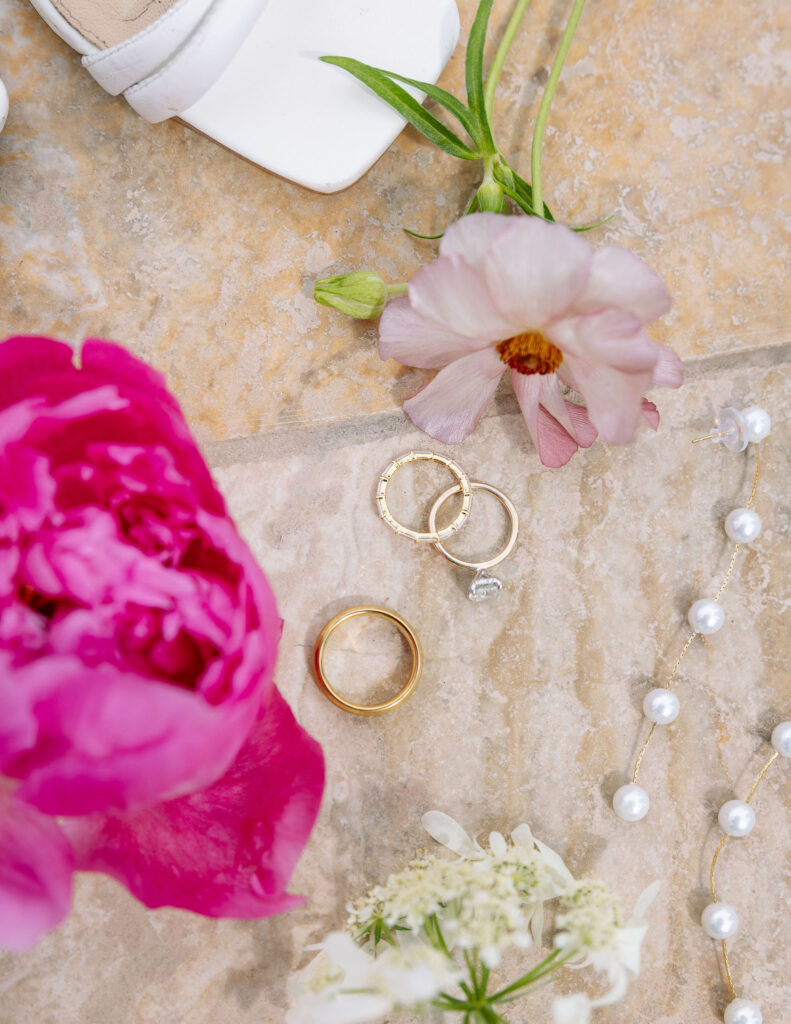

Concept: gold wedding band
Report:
left=312, top=605, right=423, bottom=715
left=376, top=450, right=473, bottom=543
left=428, top=482, right=519, bottom=570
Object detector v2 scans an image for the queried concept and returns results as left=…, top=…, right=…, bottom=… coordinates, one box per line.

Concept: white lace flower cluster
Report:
left=288, top=812, right=659, bottom=1024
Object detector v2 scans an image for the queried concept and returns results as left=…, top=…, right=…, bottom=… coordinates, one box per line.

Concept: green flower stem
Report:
left=484, top=0, right=533, bottom=124
left=386, top=283, right=408, bottom=297
left=530, top=0, right=589, bottom=218
left=488, top=947, right=577, bottom=1003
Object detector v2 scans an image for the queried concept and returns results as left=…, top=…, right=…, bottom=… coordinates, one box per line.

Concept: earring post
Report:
left=691, top=428, right=732, bottom=444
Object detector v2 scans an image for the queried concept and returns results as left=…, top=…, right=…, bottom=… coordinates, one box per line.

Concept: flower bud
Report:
left=475, top=178, right=505, bottom=213
left=314, top=270, right=388, bottom=319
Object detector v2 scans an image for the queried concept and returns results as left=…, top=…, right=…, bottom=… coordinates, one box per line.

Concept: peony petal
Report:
left=0, top=336, right=75, bottom=410
left=408, top=255, right=514, bottom=341
left=484, top=218, right=592, bottom=329
left=574, top=245, right=672, bottom=324
left=439, top=212, right=515, bottom=273
left=560, top=356, right=654, bottom=445
left=379, top=297, right=490, bottom=369
left=651, top=344, right=684, bottom=388
left=0, top=792, right=74, bottom=951
left=510, top=373, right=596, bottom=468
left=8, top=656, right=267, bottom=816
left=66, top=687, right=324, bottom=918
left=403, top=348, right=504, bottom=444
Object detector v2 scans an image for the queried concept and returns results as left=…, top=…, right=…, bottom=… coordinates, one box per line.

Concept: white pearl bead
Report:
left=688, top=598, right=725, bottom=635
left=643, top=688, right=680, bottom=724
left=718, top=800, right=756, bottom=837
left=771, top=721, right=791, bottom=757
left=701, top=902, right=739, bottom=939
left=613, top=783, right=650, bottom=821
left=741, top=406, right=771, bottom=444
left=724, top=508, right=761, bottom=544
left=724, top=998, right=763, bottom=1024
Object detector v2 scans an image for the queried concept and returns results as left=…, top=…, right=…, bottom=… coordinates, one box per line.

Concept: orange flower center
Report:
left=496, top=332, right=563, bottom=376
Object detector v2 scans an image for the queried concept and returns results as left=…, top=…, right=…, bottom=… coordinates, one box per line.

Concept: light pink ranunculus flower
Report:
left=379, top=214, right=682, bottom=467
left=0, top=336, right=324, bottom=951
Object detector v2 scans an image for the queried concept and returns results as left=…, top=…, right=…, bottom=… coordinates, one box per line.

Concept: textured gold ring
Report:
left=376, top=450, right=473, bottom=543
left=428, top=482, right=519, bottom=570
left=312, top=605, right=423, bottom=715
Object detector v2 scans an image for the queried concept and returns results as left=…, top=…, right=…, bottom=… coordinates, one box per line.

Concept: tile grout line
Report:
left=201, top=340, right=791, bottom=469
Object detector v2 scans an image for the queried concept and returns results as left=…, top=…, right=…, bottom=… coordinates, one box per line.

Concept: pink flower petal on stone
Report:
left=574, top=245, right=673, bottom=323
left=0, top=791, right=74, bottom=952
left=66, top=687, right=324, bottom=918
left=641, top=399, right=660, bottom=430
left=408, top=255, right=514, bottom=341
left=559, top=357, right=654, bottom=445
left=511, top=374, right=596, bottom=468
left=379, top=297, right=490, bottom=369
left=651, top=344, right=684, bottom=388
left=403, top=347, right=505, bottom=444
left=485, top=218, right=592, bottom=328
left=438, top=212, right=515, bottom=273
left=548, top=309, right=659, bottom=371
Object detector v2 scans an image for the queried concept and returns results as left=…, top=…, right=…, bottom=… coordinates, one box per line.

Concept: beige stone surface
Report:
left=2, top=0, right=790, bottom=440
left=1, top=1, right=790, bottom=1023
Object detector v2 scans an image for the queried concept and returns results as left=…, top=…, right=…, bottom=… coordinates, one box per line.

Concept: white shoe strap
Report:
left=82, top=0, right=270, bottom=122
left=82, top=0, right=216, bottom=95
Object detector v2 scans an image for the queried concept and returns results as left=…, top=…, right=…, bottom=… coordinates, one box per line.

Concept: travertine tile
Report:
left=1, top=0, right=789, bottom=440
left=2, top=362, right=789, bottom=1023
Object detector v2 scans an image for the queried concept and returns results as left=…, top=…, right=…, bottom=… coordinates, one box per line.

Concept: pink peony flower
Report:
left=0, top=336, right=324, bottom=951
left=379, top=214, right=683, bottom=467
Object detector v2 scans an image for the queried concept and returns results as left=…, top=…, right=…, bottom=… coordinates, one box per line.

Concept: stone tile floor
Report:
left=1, top=0, right=789, bottom=1021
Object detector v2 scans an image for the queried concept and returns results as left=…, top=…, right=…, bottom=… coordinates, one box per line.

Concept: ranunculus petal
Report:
left=408, top=255, right=514, bottom=341
left=439, top=212, right=514, bottom=272
left=484, top=219, right=592, bottom=329
left=511, top=373, right=596, bottom=468
left=0, top=336, right=75, bottom=409
left=0, top=792, right=74, bottom=952
left=379, top=297, right=488, bottom=369
left=574, top=245, right=672, bottom=324
left=403, top=348, right=504, bottom=444
left=66, top=688, right=324, bottom=918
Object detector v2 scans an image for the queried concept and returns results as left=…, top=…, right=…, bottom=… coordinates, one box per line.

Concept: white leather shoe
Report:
left=28, top=0, right=460, bottom=192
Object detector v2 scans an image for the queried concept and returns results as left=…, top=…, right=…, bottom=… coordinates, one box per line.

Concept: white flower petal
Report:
left=421, top=810, right=483, bottom=858
left=408, top=254, right=513, bottom=340
left=488, top=831, right=507, bottom=856
left=651, top=345, right=684, bottom=387
left=404, top=348, right=504, bottom=444
left=379, top=296, right=488, bottom=369
left=511, top=372, right=584, bottom=469
left=485, top=218, right=592, bottom=329
left=575, top=244, right=672, bottom=324
left=439, top=212, right=514, bottom=272
left=553, top=993, right=592, bottom=1024
left=548, top=308, right=657, bottom=370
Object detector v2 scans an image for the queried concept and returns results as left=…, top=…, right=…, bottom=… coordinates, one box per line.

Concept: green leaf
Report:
left=493, top=163, right=555, bottom=220
left=365, top=67, right=478, bottom=143
left=321, top=56, right=480, bottom=160
left=465, top=0, right=497, bottom=154
left=403, top=227, right=445, bottom=240
left=573, top=213, right=615, bottom=232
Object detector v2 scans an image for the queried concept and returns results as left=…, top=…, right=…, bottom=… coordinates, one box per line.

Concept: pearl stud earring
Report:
left=703, top=720, right=790, bottom=1023
left=612, top=405, right=769, bottom=823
